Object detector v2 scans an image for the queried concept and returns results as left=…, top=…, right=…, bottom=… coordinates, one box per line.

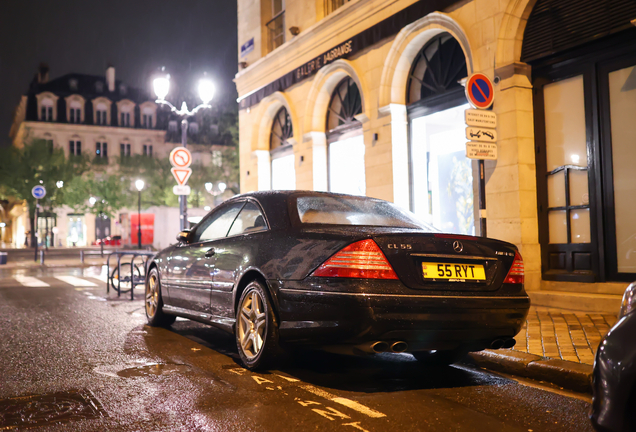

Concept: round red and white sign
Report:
left=465, top=73, right=494, bottom=109
left=169, top=147, right=192, bottom=168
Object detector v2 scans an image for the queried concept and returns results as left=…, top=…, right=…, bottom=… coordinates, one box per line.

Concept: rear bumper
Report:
left=274, top=281, right=530, bottom=351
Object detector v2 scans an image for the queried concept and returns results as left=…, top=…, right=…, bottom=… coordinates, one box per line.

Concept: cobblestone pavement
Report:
left=512, top=306, right=618, bottom=365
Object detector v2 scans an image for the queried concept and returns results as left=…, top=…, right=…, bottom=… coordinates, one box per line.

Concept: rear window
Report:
left=295, top=195, right=437, bottom=230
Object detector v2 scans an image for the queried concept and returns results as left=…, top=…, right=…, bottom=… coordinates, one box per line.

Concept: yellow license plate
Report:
left=422, top=262, right=486, bottom=281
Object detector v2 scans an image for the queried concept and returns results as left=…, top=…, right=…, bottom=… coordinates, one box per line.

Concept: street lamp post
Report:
left=153, top=73, right=215, bottom=231
left=135, top=180, right=144, bottom=249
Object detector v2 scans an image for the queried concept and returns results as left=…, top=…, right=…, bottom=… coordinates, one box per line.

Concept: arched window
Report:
left=269, top=107, right=295, bottom=190
left=326, top=77, right=362, bottom=135
left=407, top=33, right=474, bottom=235
left=406, top=33, right=467, bottom=105
left=326, top=77, right=365, bottom=196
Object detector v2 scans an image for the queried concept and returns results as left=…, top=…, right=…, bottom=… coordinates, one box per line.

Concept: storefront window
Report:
left=608, top=65, right=636, bottom=273
left=543, top=75, right=590, bottom=245
left=326, top=77, right=364, bottom=196
left=67, top=215, right=86, bottom=247
left=407, top=33, right=474, bottom=235
left=410, top=104, right=473, bottom=234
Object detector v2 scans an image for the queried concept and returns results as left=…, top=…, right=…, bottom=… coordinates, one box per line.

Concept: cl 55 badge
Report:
left=387, top=244, right=412, bottom=250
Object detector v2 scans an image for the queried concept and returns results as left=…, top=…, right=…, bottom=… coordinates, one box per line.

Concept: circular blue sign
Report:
left=32, top=185, right=46, bottom=199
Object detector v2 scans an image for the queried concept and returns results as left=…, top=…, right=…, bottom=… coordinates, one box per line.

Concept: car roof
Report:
left=224, top=190, right=385, bottom=230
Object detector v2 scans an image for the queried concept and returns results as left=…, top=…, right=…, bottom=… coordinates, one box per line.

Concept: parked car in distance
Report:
left=144, top=191, right=530, bottom=370
left=591, top=281, right=636, bottom=432
left=92, top=235, right=122, bottom=246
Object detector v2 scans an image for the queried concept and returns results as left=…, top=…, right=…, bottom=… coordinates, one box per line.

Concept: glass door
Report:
left=600, top=58, right=636, bottom=280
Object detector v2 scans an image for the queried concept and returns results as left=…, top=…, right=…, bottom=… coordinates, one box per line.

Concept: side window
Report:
left=192, top=202, right=244, bottom=243
left=227, top=202, right=267, bottom=236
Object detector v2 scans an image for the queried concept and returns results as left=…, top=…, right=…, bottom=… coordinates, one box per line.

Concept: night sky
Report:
left=0, top=0, right=238, bottom=146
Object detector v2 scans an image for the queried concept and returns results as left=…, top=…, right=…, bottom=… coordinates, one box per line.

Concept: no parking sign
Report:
left=465, top=73, right=494, bottom=110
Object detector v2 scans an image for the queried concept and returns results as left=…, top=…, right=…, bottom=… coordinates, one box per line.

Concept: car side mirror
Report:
left=176, top=230, right=191, bottom=244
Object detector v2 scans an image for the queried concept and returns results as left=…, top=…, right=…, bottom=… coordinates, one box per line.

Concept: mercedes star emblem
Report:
left=453, top=241, right=463, bottom=253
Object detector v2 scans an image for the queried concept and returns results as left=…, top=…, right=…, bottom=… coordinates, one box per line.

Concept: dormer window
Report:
left=116, top=100, right=135, bottom=128
left=142, top=114, right=153, bottom=128
left=69, top=79, right=78, bottom=91
left=120, top=112, right=131, bottom=127
left=65, top=95, right=85, bottom=124
left=92, top=98, right=111, bottom=126
left=69, top=104, right=82, bottom=123
left=140, top=102, right=157, bottom=130
left=37, top=92, right=58, bottom=122
left=119, top=84, right=127, bottom=95
left=95, top=81, right=104, bottom=93
left=41, top=100, right=54, bottom=121
left=168, top=120, right=178, bottom=131
left=189, top=122, right=199, bottom=134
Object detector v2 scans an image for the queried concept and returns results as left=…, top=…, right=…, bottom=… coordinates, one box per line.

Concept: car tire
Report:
left=145, top=267, right=176, bottom=327
left=412, top=348, right=468, bottom=367
left=235, top=280, right=282, bottom=370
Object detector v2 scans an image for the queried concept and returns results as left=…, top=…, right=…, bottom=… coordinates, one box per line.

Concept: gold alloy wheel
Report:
left=145, top=273, right=158, bottom=318
left=238, top=290, right=267, bottom=359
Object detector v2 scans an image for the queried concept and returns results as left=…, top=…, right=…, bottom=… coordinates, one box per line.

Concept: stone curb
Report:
left=465, top=349, right=593, bottom=394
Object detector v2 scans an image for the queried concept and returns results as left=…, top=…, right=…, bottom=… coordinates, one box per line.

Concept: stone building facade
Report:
left=9, top=66, right=229, bottom=249
left=235, top=0, right=636, bottom=310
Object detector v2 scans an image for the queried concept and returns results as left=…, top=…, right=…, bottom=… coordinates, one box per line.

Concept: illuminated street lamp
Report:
left=135, top=179, right=144, bottom=249
left=153, top=72, right=215, bottom=231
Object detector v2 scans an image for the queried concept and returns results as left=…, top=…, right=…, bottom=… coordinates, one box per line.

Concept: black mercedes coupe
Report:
left=145, top=191, right=530, bottom=369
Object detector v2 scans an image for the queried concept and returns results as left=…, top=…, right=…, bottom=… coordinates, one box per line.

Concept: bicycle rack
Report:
left=106, top=250, right=156, bottom=300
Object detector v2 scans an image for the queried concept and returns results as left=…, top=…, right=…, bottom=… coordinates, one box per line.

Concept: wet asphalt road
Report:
left=0, top=266, right=595, bottom=432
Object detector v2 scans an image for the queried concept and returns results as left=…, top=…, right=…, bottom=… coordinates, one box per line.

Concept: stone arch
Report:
left=496, top=0, right=539, bottom=68
left=251, top=91, right=298, bottom=152
left=303, top=59, right=369, bottom=134
left=379, top=12, right=474, bottom=108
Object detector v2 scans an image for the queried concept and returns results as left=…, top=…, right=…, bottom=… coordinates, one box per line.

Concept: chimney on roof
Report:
left=37, top=63, right=49, bottom=84
left=106, top=66, right=115, bottom=92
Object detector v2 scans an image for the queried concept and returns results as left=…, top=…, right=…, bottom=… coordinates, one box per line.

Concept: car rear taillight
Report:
left=311, top=239, right=398, bottom=280
left=503, top=251, right=524, bottom=284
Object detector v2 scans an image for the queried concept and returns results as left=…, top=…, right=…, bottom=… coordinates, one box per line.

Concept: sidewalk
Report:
left=468, top=306, right=618, bottom=393
left=515, top=306, right=617, bottom=364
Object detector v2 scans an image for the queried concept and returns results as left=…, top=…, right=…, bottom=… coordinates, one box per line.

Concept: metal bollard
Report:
left=39, top=249, right=44, bottom=265
left=80, top=250, right=84, bottom=264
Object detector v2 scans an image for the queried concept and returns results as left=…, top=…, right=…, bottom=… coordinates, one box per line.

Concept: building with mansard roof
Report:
left=8, top=65, right=231, bottom=249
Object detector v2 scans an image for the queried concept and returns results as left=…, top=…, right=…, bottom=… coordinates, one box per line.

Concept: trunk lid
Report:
left=372, top=232, right=518, bottom=291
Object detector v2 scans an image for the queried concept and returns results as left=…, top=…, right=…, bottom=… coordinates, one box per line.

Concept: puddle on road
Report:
left=93, top=361, right=191, bottom=378
left=117, top=363, right=192, bottom=377
left=0, top=389, right=107, bottom=429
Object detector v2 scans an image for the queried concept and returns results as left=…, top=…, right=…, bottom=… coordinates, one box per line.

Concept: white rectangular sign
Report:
left=465, top=109, right=497, bottom=128
left=466, top=142, right=498, bottom=160
left=172, top=185, right=192, bottom=196
left=466, top=127, right=497, bottom=143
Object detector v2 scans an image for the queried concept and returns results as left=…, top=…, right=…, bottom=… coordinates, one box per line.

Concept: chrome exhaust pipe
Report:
left=390, top=341, right=408, bottom=353
left=490, top=339, right=505, bottom=350
left=502, top=338, right=516, bottom=349
left=371, top=341, right=389, bottom=353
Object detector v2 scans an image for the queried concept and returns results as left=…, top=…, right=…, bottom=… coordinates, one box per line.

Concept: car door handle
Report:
left=204, top=248, right=216, bottom=258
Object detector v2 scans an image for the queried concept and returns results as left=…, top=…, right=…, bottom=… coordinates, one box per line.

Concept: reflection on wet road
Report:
left=0, top=267, right=594, bottom=431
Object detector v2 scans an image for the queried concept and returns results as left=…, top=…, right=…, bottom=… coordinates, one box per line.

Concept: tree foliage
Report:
left=0, top=137, right=87, bottom=245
